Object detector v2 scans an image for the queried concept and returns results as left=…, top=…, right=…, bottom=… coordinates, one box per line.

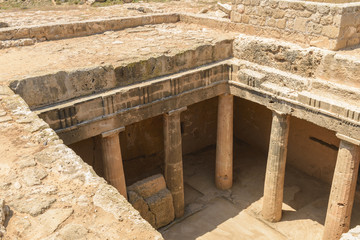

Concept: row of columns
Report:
left=98, top=108, right=187, bottom=218
left=260, top=113, right=360, bottom=240
left=215, top=94, right=360, bottom=240
left=98, top=93, right=360, bottom=240
left=97, top=94, right=234, bottom=220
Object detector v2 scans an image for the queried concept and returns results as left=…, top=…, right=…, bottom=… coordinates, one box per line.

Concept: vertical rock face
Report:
left=128, top=174, right=175, bottom=229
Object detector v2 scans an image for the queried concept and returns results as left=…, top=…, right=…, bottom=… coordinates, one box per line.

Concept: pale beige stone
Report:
left=322, top=25, right=340, bottom=38
left=293, top=17, right=308, bottom=32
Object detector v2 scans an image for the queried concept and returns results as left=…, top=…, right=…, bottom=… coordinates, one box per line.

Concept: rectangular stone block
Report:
left=237, top=68, right=266, bottom=87
left=145, top=188, right=175, bottom=229
left=128, top=174, right=167, bottom=199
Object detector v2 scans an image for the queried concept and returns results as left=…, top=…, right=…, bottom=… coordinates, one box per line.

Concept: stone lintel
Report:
left=101, top=127, right=125, bottom=138
left=166, top=107, right=187, bottom=116
left=336, top=133, right=360, bottom=146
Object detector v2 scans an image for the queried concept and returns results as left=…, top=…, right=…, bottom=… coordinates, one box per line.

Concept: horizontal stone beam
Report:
left=35, top=59, right=360, bottom=145
left=229, top=81, right=360, bottom=140
left=36, top=61, right=230, bottom=128
left=57, top=82, right=228, bottom=145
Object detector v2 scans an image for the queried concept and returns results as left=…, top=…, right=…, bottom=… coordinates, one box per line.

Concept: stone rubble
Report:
left=341, top=226, right=360, bottom=240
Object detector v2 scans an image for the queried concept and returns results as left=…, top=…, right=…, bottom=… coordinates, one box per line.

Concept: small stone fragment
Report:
left=30, top=208, right=74, bottom=239
left=22, top=167, right=48, bottom=186
left=18, top=158, right=37, bottom=169
left=58, top=223, right=89, bottom=239
left=198, top=8, right=209, bottom=14
left=11, top=196, right=56, bottom=216
left=217, top=2, right=231, bottom=15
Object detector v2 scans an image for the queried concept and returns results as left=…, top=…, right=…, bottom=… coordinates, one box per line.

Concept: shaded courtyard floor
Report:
left=161, top=140, right=360, bottom=240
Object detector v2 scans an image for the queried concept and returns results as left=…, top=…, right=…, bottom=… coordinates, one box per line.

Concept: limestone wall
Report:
left=234, top=34, right=360, bottom=89
left=231, top=0, right=360, bottom=50
left=339, top=4, right=360, bottom=48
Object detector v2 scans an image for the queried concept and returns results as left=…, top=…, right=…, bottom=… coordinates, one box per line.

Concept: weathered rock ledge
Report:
left=0, top=85, right=162, bottom=239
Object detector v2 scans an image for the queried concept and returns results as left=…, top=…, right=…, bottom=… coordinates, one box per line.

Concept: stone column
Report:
left=262, top=111, right=290, bottom=222
left=215, top=94, right=234, bottom=190
left=100, top=127, right=127, bottom=199
left=164, top=107, right=187, bottom=218
left=322, top=134, right=360, bottom=240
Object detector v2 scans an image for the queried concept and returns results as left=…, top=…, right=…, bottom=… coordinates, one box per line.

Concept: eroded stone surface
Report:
left=128, top=174, right=175, bottom=229
left=0, top=86, right=162, bottom=239
left=0, top=1, right=359, bottom=240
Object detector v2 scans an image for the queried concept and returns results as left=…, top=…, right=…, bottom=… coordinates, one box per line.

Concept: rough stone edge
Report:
left=0, top=86, right=163, bottom=239
left=0, top=13, right=179, bottom=42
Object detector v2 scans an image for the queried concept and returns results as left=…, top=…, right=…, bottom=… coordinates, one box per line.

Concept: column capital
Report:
left=272, top=110, right=290, bottom=116
left=336, top=133, right=360, bottom=146
left=101, top=126, right=125, bottom=138
left=166, top=107, right=187, bottom=116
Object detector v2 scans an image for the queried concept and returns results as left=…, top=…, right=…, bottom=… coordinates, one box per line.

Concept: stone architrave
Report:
left=262, top=111, right=290, bottom=222
left=100, top=127, right=127, bottom=199
left=322, top=134, right=360, bottom=240
left=215, top=94, right=234, bottom=190
left=163, top=107, right=187, bottom=218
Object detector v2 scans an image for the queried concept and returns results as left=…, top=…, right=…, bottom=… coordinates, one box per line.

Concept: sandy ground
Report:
left=161, top=141, right=360, bottom=240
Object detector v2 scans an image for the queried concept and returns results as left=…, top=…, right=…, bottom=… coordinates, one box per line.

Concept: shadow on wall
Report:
left=68, top=97, right=219, bottom=186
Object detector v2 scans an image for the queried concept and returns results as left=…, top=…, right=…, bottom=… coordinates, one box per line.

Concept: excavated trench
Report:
left=3, top=12, right=360, bottom=240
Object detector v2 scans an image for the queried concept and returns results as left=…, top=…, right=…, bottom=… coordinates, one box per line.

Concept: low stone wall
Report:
left=233, top=34, right=360, bottom=89
left=0, top=14, right=179, bottom=42
left=231, top=0, right=360, bottom=50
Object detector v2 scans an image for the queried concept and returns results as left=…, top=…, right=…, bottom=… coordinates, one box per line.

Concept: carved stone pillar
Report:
left=322, top=134, right=360, bottom=240
left=262, top=111, right=290, bottom=222
left=164, top=107, right=186, bottom=218
left=100, top=127, right=127, bottom=199
left=215, top=94, right=234, bottom=190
